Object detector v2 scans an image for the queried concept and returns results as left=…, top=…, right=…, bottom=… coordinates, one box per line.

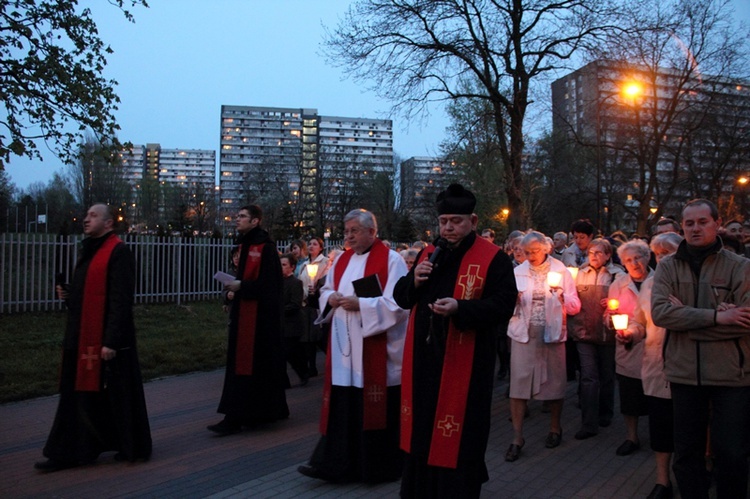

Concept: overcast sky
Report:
left=5, top=0, right=750, bottom=190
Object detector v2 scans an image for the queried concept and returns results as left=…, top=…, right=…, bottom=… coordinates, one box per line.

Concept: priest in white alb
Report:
left=297, top=209, right=409, bottom=483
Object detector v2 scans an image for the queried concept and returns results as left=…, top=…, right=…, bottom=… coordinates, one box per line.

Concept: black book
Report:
left=352, top=273, right=383, bottom=297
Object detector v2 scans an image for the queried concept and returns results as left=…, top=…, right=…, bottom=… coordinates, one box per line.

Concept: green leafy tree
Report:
left=0, top=0, right=148, bottom=168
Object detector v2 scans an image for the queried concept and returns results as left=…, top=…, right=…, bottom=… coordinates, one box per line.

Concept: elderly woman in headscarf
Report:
left=505, top=231, right=581, bottom=461
left=625, top=232, right=683, bottom=499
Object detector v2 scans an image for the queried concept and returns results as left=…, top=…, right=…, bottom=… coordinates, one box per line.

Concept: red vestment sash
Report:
left=236, top=243, right=263, bottom=375
left=76, top=234, right=122, bottom=392
left=319, top=239, right=390, bottom=434
left=400, top=237, right=498, bottom=468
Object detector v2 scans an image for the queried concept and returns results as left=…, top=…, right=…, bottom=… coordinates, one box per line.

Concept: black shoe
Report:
left=297, top=464, right=336, bottom=482
left=574, top=429, right=597, bottom=440
left=34, top=459, right=78, bottom=472
left=615, top=439, right=640, bottom=456
left=504, top=439, right=525, bottom=462
left=646, top=483, right=673, bottom=499
left=545, top=429, right=562, bottom=448
left=207, top=420, right=242, bottom=436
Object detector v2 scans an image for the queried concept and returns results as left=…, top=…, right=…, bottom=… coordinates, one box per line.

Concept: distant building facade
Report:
left=552, top=59, right=750, bottom=230
left=218, top=105, right=393, bottom=233
left=121, top=144, right=216, bottom=230
left=399, top=156, right=452, bottom=228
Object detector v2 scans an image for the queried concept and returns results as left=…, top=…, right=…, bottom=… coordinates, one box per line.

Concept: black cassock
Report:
left=217, top=227, right=289, bottom=425
left=43, top=233, right=151, bottom=465
left=393, top=232, right=516, bottom=498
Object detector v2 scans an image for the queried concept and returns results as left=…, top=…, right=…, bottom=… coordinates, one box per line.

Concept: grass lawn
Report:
left=0, top=300, right=228, bottom=403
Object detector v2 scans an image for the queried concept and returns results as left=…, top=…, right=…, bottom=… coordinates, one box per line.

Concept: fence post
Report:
left=176, top=237, right=182, bottom=306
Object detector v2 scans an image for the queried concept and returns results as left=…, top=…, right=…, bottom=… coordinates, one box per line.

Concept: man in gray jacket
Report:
left=652, top=198, right=750, bottom=499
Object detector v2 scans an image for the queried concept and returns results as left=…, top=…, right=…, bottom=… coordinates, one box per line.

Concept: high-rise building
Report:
left=218, top=105, right=393, bottom=232
left=551, top=60, right=750, bottom=231
left=120, top=144, right=216, bottom=229
left=399, top=156, right=452, bottom=227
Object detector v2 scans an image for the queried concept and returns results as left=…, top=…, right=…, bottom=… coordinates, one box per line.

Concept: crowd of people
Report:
left=34, top=190, right=750, bottom=499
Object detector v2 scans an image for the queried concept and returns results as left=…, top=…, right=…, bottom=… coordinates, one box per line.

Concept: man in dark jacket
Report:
left=394, top=184, right=517, bottom=498
left=35, top=204, right=152, bottom=472
left=208, top=204, right=289, bottom=435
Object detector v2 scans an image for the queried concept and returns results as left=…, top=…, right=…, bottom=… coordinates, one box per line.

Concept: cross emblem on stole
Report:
left=81, top=346, right=99, bottom=370
left=367, top=384, right=384, bottom=402
left=457, top=264, right=483, bottom=300
left=437, top=414, right=461, bottom=437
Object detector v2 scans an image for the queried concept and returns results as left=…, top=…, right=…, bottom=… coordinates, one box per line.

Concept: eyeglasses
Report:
left=588, top=250, right=607, bottom=257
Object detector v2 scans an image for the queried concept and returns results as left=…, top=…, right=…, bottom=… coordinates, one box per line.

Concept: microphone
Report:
left=428, top=239, right=447, bottom=264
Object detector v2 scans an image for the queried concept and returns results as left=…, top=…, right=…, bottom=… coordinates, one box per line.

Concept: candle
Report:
left=567, top=267, right=578, bottom=280
left=607, top=298, right=620, bottom=311
left=611, top=314, right=629, bottom=331
left=547, top=271, right=562, bottom=288
left=306, top=264, right=318, bottom=281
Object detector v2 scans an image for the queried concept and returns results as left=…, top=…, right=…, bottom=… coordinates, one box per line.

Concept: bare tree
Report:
left=324, top=0, right=617, bottom=229
left=587, top=0, right=749, bottom=233
left=70, top=136, right=130, bottom=209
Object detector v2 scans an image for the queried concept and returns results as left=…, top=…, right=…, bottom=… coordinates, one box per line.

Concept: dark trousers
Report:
left=309, top=385, right=402, bottom=483
left=671, top=383, right=750, bottom=499
left=576, top=342, right=616, bottom=432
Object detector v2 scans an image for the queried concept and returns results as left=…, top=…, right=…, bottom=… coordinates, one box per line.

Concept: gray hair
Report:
left=617, top=239, right=651, bottom=261
left=344, top=209, right=377, bottom=232
left=650, top=232, right=683, bottom=253
left=589, top=238, right=612, bottom=255
left=400, top=249, right=418, bottom=259
left=521, top=231, right=551, bottom=252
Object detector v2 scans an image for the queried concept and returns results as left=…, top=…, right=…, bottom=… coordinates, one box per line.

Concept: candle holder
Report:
left=306, top=264, right=318, bottom=281
left=547, top=271, right=562, bottom=289
left=567, top=267, right=578, bottom=281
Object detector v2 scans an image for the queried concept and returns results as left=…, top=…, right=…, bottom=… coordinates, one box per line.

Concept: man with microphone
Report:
left=394, top=184, right=518, bottom=498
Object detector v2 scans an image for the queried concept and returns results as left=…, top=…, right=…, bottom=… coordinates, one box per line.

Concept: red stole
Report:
left=235, top=243, right=264, bottom=375
left=401, top=237, right=499, bottom=468
left=76, top=234, right=122, bottom=392
left=320, top=239, right=390, bottom=435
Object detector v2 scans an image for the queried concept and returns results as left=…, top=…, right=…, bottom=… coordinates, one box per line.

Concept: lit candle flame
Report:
left=607, top=299, right=620, bottom=311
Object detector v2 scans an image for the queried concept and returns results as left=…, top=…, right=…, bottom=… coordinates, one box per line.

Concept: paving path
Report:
left=2, top=362, right=674, bottom=498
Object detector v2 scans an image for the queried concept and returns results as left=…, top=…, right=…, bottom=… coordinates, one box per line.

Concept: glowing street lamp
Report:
left=622, top=81, right=643, bottom=100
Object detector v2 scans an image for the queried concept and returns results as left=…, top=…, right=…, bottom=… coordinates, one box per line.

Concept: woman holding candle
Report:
left=505, top=232, right=581, bottom=461
left=608, top=240, right=653, bottom=457
left=568, top=238, right=625, bottom=440
left=626, top=232, right=682, bottom=499
left=298, top=237, right=327, bottom=378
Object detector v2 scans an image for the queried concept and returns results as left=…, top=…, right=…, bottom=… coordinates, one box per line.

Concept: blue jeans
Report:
left=671, top=383, right=750, bottom=499
left=576, top=342, right=615, bottom=433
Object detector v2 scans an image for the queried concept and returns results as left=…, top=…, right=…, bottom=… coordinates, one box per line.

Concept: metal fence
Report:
left=0, top=233, right=237, bottom=314
left=1, top=234, right=347, bottom=314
